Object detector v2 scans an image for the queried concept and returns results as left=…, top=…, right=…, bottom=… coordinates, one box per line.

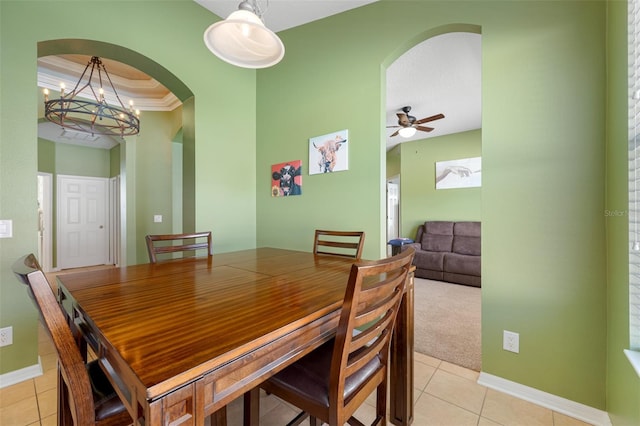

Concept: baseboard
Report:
left=0, top=356, right=43, bottom=389
left=478, top=372, right=611, bottom=426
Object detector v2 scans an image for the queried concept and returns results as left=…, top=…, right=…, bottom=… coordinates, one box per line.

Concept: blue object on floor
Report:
left=387, top=238, right=414, bottom=255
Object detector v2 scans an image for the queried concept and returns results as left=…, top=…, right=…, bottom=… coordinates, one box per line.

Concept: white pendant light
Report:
left=203, top=1, right=284, bottom=69
left=398, top=127, right=417, bottom=138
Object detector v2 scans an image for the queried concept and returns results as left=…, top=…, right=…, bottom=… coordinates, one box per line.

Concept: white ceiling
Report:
left=385, top=32, right=481, bottom=151
left=194, top=0, right=379, bottom=33
left=37, top=1, right=481, bottom=151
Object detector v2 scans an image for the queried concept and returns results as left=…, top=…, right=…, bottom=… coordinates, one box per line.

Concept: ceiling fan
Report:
left=387, top=106, right=445, bottom=137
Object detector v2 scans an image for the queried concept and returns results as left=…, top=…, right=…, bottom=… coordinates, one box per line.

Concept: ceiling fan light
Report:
left=398, top=127, right=417, bottom=138
left=203, top=9, right=285, bottom=69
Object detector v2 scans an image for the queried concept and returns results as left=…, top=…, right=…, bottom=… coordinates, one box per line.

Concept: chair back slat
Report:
left=329, top=247, right=415, bottom=410
left=145, top=231, right=213, bottom=263
left=345, top=331, right=388, bottom=378
left=313, top=230, right=365, bottom=259
left=12, top=254, right=97, bottom=425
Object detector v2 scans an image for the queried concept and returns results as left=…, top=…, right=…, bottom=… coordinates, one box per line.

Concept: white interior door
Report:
left=57, top=175, right=108, bottom=269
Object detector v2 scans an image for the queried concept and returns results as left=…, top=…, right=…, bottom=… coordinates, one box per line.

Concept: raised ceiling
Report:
left=37, top=54, right=178, bottom=149
left=36, top=1, right=481, bottom=151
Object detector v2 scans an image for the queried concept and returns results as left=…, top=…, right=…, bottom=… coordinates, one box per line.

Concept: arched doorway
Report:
left=37, top=40, right=195, bottom=269
left=382, top=25, right=483, bottom=371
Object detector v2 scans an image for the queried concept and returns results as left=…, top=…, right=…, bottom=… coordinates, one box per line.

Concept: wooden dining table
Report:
left=55, top=248, right=415, bottom=426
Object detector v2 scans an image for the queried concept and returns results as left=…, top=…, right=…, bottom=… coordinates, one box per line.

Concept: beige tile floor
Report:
left=0, top=324, right=593, bottom=426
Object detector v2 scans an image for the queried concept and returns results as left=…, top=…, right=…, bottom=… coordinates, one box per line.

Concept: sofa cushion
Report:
left=414, top=225, right=426, bottom=246
left=413, top=250, right=445, bottom=271
left=420, top=221, right=454, bottom=252
left=453, top=221, right=480, bottom=237
left=425, top=221, right=454, bottom=235
left=452, top=236, right=480, bottom=256
left=421, top=234, right=453, bottom=252
left=444, top=252, right=481, bottom=276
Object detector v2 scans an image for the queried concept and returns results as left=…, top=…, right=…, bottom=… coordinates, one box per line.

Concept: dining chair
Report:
left=260, top=246, right=415, bottom=426
left=145, top=231, right=213, bottom=263
left=313, top=229, right=365, bottom=259
left=12, top=253, right=132, bottom=426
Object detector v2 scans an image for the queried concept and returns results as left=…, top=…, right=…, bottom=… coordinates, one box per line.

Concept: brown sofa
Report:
left=401, top=221, right=481, bottom=287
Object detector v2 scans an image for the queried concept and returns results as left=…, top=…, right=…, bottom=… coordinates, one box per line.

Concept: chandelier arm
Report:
left=69, top=60, right=94, bottom=98
left=101, top=62, right=128, bottom=110
left=95, top=63, right=105, bottom=102
left=70, top=81, right=95, bottom=101
left=83, top=62, right=101, bottom=102
left=97, top=62, right=104, bottom=93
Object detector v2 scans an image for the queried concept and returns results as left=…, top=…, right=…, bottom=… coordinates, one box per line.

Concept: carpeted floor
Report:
left=413, top=278, right=482, bottom=371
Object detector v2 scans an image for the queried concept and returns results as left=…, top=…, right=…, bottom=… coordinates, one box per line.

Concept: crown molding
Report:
left=37, top=57, right=179, bottom=112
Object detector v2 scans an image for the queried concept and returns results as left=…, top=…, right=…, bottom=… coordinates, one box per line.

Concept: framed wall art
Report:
left=271, top=160, right=302, bottom=197
left=435, top=157, right=482, bottom=189
left=309, top=129, right=348, bottom=175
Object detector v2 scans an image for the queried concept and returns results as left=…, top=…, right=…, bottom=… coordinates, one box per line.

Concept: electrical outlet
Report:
left=503, top=330, right=519, bottom=353
left=0, top=326, right=13, bottom=347
left=153, top=215, right=162, bottom=223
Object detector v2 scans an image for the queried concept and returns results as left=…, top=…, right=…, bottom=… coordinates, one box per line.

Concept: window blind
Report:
left=629, top=0, right=640, bottom=350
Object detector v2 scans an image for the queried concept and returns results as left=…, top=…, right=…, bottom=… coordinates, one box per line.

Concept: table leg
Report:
left=243, top=389, right=260, bottom=426
left=390, top=272, right=414, bottom=425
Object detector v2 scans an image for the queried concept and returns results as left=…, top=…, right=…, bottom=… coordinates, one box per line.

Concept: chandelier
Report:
left=43, top=56, right=140, bottom=138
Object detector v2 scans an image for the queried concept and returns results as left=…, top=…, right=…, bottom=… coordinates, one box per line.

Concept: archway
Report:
left=381, top=24, right=483, bottom=371
left=37, top=39, right=195, bottom=267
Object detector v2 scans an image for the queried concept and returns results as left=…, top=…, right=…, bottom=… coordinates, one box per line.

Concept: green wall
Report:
left=386, top=144, right=401, bottom=178
left=134, top=108, right=183, bottom=262
left=110, top=144, right=120, bottom=178
left=37, top=138, right=55, bottom=174
left=256, top=0, right=610, bottom=413
left=481, top=1, right=608, bottom=410
left=1, top=0, right=256, bottom=375
left=399, top=129, right=482, bottom=239
left=54, top=143, right=111, bottom=178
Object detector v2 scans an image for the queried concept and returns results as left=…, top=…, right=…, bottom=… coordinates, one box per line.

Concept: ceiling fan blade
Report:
left=390, top=129, right=400, bottom=137
left=415, top=113, right=445, bottom=125
left=416, top=126, right=434, bottom=132
left=386, top=125, right=401, bottom=129
left=396, top=112, right=410, bottom=126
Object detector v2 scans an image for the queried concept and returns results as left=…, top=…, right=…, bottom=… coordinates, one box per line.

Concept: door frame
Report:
left=37, top=172, right=53, bottom=272
left=386, top=175, right=401, bottom=253
left=108, top=176, right=121, bottom=266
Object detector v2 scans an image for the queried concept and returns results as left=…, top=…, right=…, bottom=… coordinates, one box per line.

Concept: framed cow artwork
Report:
left=271, top=160, right=303, bottom=197
left=309, top=129, right=348, bottom=175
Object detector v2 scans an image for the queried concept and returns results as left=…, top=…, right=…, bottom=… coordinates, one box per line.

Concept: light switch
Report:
left=0, top=220, right=13, bottom=238
left=153, top=215, right=162, bottom=223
